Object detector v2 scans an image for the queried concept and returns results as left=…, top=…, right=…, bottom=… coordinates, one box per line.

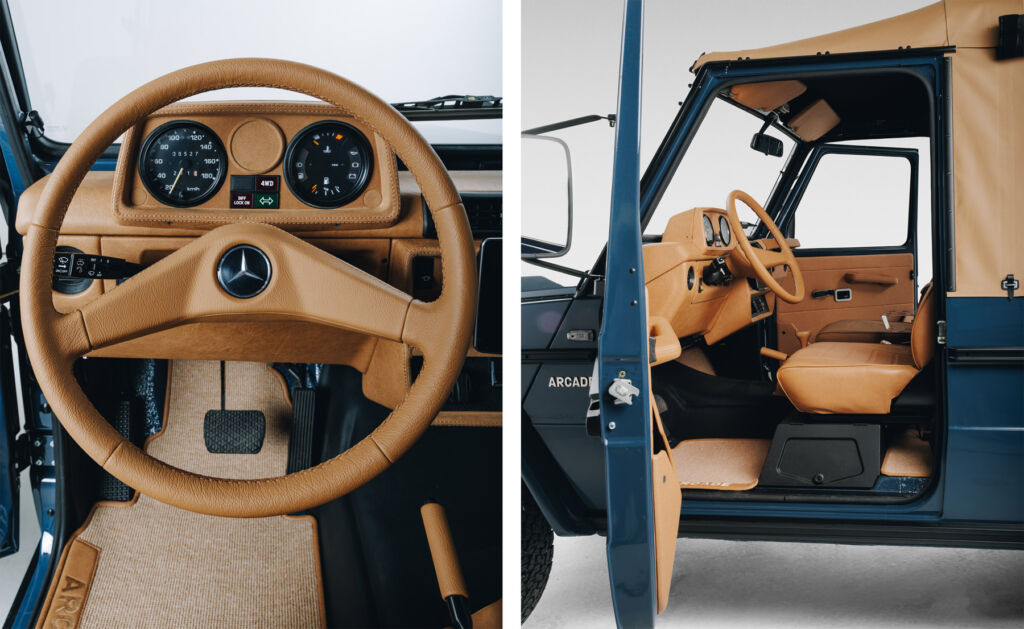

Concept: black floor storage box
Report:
left=759, top=422, right=881, bottom=488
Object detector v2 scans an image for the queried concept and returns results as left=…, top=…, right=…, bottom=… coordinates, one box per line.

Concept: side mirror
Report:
left=750, top=132, right=783, bottom=157
left=521, top=133, right=572, bottom=259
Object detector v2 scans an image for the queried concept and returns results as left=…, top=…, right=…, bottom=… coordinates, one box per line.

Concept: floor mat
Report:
left=671, top=438, right=772, bottom=491
left=881, top=429, right=933, bottom=478
left=38, top=360, right=325, bottom=629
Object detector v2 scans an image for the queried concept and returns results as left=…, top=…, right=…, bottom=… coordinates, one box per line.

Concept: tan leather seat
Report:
left=777, top=285, right=935, bottom=414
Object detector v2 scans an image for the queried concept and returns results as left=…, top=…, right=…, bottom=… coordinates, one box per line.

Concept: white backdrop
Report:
left=522, top=0, right=934, bottom=285
left=9, top=0, right=502, bottom=144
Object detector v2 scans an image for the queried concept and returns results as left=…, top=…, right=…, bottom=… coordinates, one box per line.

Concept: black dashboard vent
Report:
left=423, top=193, right=502, bottom=238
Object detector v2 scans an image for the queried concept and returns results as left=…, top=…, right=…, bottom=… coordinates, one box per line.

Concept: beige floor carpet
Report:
left=37, top=360, right=325, bottom=629
left=881, top=429, right=933, bottom=477
left=671, top=438, right=772, bottom=491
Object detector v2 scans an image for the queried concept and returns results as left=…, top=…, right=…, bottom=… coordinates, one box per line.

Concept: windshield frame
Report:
left=0, top=1, right=501, bottom=180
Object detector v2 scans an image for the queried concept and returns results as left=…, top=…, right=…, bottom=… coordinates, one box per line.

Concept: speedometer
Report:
left=138, top=121, right=226, bottom=207
left=703, top=215, right=715, bottom=245
left=284, top=121, right=373, bottom=209
left=718, top=215, right=731, bottom=245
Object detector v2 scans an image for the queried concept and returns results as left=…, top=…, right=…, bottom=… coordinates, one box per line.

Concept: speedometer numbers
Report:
left=138, top=121, right=226, bottom=207
left=284, top=121, right=374, bottom=209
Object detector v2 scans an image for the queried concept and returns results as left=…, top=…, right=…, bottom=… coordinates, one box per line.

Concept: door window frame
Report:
left=775, top=143, right=919, bottom=259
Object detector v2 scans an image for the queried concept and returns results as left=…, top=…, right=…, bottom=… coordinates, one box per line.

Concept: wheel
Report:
left=521, top=484, right=554, bottom=622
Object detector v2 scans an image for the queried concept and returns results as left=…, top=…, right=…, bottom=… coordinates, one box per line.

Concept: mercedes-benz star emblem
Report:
left=217, top=245, right=271, bottom=298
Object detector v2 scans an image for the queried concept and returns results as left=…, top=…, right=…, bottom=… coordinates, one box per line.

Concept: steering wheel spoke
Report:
left=78, top=223, right=415, bottom=350
left=751, top=246, right=788, bottom=269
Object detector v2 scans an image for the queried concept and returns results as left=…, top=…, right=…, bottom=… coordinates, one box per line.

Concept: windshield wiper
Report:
left=391, top=95, right=502, bottom=120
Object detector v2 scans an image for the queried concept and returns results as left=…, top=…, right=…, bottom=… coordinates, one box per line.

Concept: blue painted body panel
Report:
left=944, top=297, right=1024, bottom=522
left=598, top=0, right=658, bottom=625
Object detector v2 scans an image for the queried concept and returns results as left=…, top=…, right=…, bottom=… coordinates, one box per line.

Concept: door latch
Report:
left=607, top=377, right=640, bottom=405
left=1001, top=274, right=1018, bottom=300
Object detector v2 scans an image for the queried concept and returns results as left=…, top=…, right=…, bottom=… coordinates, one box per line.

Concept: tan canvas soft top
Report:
left=693, top=0, right=1024, bottom=298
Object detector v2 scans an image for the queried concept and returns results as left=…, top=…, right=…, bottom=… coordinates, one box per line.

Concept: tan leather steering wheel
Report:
left=19, top=59, right=476, bottom=517
left=726, top=189, right=804, bottom=304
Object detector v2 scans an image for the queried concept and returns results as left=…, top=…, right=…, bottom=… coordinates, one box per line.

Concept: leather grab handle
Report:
left=760, top=347, right=789, bottom=361
left=421, top=502, right=469, bottom=600
left=844, top=272, right=898, bottom=286
left=648, top=315, right=682, bottom=367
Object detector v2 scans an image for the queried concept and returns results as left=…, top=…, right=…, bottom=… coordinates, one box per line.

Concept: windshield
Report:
left=8, top=0, right=501, bottom=145
left=644, top=97, right=795, bottom=236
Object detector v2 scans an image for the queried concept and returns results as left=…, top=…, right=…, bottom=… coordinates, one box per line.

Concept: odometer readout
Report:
left=284, top=121, right=373, bottom=208
left=138, top=121, right=226, bottom=207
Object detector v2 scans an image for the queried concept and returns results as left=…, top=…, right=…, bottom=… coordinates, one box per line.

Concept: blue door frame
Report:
left=598, top=0, right=658, bottom=626
left=633, top=53, right=970, bottom=522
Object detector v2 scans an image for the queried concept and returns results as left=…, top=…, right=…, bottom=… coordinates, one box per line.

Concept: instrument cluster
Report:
left=702, top=211, right=732, bottom=248
left=135, top=116, right=377, bottom=211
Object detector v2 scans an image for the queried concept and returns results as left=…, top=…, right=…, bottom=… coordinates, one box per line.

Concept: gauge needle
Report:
left=169, top=168, right=184, bottom=194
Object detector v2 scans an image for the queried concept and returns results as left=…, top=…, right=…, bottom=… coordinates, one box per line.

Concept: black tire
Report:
left=521, top=484, right=554, bottom=623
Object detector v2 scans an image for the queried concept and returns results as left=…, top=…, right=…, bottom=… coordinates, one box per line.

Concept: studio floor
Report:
left=526, top=534, right=1024, bottom=628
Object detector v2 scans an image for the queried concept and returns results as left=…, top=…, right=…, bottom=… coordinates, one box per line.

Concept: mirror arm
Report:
left=523, top=256, right=591, bottom=279
left=522, top=113, right=616, bottom=136
left=756, top=111, right=778, bottom=136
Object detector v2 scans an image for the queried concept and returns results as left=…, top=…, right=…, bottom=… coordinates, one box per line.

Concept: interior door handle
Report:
left=811, top=288, right=852, bottom=301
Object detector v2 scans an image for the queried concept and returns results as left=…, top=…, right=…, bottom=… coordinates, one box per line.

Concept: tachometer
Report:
left=138, top=121, right=226, bottom=207
left=284, top=121, right=374, bottom=209
left=703, top=214, right=715, bottom=245
left=718, top=215, right=731, bottom=245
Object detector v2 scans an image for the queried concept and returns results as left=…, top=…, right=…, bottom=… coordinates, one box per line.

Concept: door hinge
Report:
left=13, top=432, right=53, bottom=472
left=1000, top=273, right=1018, bottom=300
left=937, top=320, right=947, bottom=345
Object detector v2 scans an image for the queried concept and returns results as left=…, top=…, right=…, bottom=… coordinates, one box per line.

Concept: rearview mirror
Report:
left=750, top=132, right=783, bottom=157
left=521, top=133, right=572, bottom=259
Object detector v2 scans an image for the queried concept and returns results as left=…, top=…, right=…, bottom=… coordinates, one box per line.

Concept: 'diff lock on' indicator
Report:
left=231, top=174, right=279, bottom=208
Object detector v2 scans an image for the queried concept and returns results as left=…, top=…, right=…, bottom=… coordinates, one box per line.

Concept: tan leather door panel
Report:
left=775, top=253, right=914, bottom=355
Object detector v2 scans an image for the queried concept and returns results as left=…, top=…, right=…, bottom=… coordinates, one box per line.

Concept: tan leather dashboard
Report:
left=645, top=208, right=784, bottom=344
left=14, top=130, right=500, bottom=405
left=112, top=101, right=400, bottom=229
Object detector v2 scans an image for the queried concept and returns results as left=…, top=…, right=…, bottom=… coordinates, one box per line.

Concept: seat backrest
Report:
left=911, top=282, right=935, bottom=369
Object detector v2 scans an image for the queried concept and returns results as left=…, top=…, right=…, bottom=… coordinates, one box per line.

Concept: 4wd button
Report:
left=253, top=192, right=279, bottom=209
left=254, top=175, right=279, bottom=191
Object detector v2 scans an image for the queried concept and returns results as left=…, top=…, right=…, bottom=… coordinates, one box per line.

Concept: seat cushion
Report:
left=815, top=318, right=912, bottom=344
left=776, top=342, right=919, bottom=414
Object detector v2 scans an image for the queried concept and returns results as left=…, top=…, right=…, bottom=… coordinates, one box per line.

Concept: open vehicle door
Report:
left=0, top=303, right=18, bottom=560
left=597, top=0, right=680, bottom=626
